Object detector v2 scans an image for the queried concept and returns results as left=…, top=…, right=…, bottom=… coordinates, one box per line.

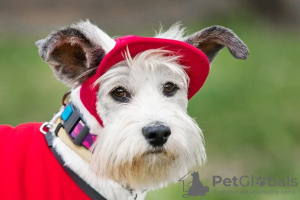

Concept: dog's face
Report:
left=36, top=21, right=248, bottom=190
left=92, top=50, right=205, bottom=189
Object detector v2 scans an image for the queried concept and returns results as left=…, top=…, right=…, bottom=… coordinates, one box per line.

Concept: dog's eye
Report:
left=163, top=82, right=179, bottom=97
left=110, top=87, right=131, bottom=103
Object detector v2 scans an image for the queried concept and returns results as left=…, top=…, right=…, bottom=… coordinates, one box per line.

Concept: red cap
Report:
left=80, top=36, right=210, bottom=126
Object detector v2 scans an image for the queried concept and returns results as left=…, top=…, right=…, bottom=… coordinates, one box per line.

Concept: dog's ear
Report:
left=36, top=20, right=116, bottom=87
left=184, top=26, right=249, bottom=63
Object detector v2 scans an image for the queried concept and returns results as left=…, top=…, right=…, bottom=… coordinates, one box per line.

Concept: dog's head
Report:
left=36, top=21, right=248, bottom=190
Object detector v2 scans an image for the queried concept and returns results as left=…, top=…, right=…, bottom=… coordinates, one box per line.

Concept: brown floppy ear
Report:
left=36, top=20, right=116, bottom=88
left=184, top=26, right=249, bottom=63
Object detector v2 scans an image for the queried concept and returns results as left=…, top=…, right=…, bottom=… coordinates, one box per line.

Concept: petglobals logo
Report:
left=179, top=171, right=209, bottom=198
left=178, top=173, right=298, bottom=199
left=212, top=175, right=298, bottom=187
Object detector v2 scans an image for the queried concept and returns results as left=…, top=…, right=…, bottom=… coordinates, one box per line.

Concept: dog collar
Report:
left=41, top=99, right=97, bottom=163
left=41, top=115, right=106, bottom=199
left=56, top=103, right=97, bottom=150
left=40, top=94, right=143, bottom=199
left=80, top=35, right=210, bottom=127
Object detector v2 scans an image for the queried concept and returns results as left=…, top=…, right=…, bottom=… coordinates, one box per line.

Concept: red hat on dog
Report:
left=80, top=36, right=210, bottom=126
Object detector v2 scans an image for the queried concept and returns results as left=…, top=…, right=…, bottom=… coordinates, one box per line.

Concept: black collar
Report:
left=51, top=146, right=107, bottom=200
left=42, top=101, right=106, bottom=200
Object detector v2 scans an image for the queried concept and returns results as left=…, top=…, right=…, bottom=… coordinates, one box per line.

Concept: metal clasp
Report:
left=40, top=122, right=52, bottom=135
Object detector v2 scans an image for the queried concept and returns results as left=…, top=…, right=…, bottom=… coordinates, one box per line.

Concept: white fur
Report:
left=155, top=22, right=186, bottom=41
left=53, top=22, right=206, bottom=200
left=74, top=20, right=116, bottom=53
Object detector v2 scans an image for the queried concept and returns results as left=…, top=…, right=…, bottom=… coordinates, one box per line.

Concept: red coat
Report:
left=0, top=123, right=90, bottom=200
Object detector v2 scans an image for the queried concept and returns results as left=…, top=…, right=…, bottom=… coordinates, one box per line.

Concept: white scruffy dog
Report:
left=34, top=20, right=248, bottom=200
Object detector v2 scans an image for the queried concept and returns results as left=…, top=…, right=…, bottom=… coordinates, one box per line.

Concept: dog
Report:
left=0, top=20, right=248, bottom=200
left=188, top=171, right=209, bottom=196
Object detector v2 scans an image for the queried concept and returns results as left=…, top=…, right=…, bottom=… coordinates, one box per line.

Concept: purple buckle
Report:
left=70, top=120, right=97, bottom=149
left=58, top=103, right=97, bottom=150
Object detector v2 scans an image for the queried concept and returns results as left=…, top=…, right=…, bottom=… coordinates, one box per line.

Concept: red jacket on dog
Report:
left=0, top=123, right=90, bottom=200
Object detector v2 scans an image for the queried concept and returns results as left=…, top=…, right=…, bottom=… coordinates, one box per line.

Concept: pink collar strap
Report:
left=80, top=35, right=210, bottom=127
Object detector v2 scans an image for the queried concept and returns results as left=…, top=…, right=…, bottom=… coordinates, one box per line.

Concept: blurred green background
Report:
left=0, top=1, right=299, bottom=199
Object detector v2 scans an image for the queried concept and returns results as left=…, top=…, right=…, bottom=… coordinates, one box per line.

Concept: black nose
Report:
left=142, top=124, right=171, bottom=147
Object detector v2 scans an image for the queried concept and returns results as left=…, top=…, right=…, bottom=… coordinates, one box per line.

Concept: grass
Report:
left=0, top=37, right=68, bottom=124
left=0, top=20, right=299, bottom=200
